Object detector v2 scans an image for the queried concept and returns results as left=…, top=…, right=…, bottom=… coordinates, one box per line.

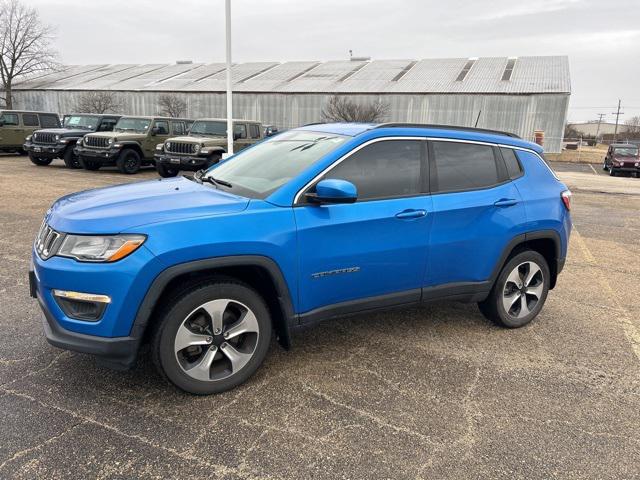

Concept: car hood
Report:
left=87, top=131, right=145, bottom=141
left=46, top=177, right=249, bottom=234
left=35, top=128, right=92, bottom=137
left=168, top=135, right=226, bottom=144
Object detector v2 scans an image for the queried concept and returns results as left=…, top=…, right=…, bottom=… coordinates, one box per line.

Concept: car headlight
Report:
left=55, top=134, right=60, bottom=141
left=25, top=135, right=32, bottom=142
left=107, top=138, right=114, bottom=145
left=193, top=144, right=201, bottom=154
left=156, top=143, right=164, bottom=151
left=57, top=234, right=146, bottom=262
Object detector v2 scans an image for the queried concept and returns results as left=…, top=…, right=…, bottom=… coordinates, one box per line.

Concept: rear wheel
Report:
left=28, top=153, right=52, bottom=166
left=478, top=250, right=550, bottom=328
left=116, top=149, right=141, bottom=174
left=152, top=278, right=272, bottom=395
left=63, top=146, right=81, bottom=169
left=156, top=163, right=179, bottom=178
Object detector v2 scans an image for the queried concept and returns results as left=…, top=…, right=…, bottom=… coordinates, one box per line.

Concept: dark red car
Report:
left=603, top=143, right=640, bottom=176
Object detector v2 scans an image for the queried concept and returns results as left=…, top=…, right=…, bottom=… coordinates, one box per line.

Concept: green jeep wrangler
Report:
left=0, top=110, right=60, bottom=155
left=154, top=118, right=263, bottom=177
left=75, top=116, right=193, bottom=174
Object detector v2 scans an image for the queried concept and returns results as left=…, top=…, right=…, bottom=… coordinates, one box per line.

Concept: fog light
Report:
left=52, top=290, right=110, bottom=321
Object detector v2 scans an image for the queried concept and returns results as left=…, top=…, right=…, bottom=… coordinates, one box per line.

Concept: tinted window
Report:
left=39, top=114, right=59, bottom=128
left=249, top=124, right=260, bottom=139
left=22, top=113, right=39, bottom=127
left=500, top=148, right=523, bottom=179
left=324, top=140, right=422, bottom=200
left=98, top=118, right=118, bottom=132
left=0, top=113, right=18, bottom=125
left=431, top=141, right=500, bottom=192
left=171, top=121, right=185, bottom=136
left=154, top=120, right=169, bottom=135
left=234, top=124, right=247, bottom=139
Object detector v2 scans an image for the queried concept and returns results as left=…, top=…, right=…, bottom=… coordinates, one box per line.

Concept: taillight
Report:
left=561, top=190, right=571, bottom=211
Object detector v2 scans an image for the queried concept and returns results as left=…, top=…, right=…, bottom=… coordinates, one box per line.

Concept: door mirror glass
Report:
left=306, top=179, right=358, bottom=204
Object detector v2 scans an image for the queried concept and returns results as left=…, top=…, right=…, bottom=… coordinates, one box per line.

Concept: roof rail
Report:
left=373, top=123, right=521, bottom=139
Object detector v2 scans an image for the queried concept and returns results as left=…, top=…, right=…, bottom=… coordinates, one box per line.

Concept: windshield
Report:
left=114, top=117, right=151, bottom=133
left=189, top=120, right=226, bottom=136
left=613, top=147, right=638, bottom=157
left=64, top=115, right=100, bottom=130
left=204, top=130, right=349, bottom=198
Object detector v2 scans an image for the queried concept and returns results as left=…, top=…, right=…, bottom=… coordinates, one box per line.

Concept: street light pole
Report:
left=225, top=0, right=233, bottom=155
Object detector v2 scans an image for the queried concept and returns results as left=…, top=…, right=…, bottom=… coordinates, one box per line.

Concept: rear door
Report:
left=426, top=140, right=526, bottom=289
left=294, top=138, right=432, bottom=314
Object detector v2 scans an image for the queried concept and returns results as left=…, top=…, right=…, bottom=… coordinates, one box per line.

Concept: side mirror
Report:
left=306, top=179, right=358, bottom=205
left=151, top=127, right=160, bottom=135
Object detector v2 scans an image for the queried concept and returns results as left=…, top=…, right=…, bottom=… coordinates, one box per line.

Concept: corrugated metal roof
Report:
left=13, top=56, right=570, bottom=94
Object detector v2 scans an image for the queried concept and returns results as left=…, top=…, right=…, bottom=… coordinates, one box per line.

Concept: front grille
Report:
left=165, top=141, right=197, bottom=155
left=33, top=132, right=57, bottom=145
left=35, top=222, right=63, bottom=260
left=85, top=136, right=110, bottom=148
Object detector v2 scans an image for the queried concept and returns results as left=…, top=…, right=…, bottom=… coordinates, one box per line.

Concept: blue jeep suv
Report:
left=30, top=123, right=572, bottom=394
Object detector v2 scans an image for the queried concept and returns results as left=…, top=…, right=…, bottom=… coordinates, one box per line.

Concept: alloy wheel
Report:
left=174, top=299, right=260, bottom=382
left=501, top=261, right=544, bottom=319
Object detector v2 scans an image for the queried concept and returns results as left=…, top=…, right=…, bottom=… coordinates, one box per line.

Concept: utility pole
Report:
left=225, top=0, right=234, bottom=155
left=594, top=113, right=606, bottom=143
left=612, top=99, right=624, bottom=143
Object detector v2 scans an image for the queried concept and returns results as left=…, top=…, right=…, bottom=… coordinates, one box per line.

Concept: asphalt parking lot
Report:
left=1, top=157, right=639, bottom=479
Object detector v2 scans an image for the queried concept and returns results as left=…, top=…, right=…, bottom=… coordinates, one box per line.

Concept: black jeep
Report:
left=23, top=114, right=120, bottom=168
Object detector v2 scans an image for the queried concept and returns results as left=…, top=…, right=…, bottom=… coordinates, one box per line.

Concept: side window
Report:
left=0, top=113, right=19, bottom=125
left=154, top=120, right=169, bottom=135
left=323, top=140, right=423, bottom=201
left=500, top=148, right=523, bottom=179
left=249, top=124, right=260, bottom=139
left=98, top=118, right=118, bottom=132
left=171, top=121, right=185, bottom=136
left=431, top=141, right=502, bottom=193
left=234, top=123, right=247, bottom=139
left=22, top=113, right=39, bottom=127
left=39, top=114, right=59, bottom=128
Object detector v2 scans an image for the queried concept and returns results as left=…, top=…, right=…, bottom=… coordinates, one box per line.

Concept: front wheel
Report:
left=609, top=167, right=616, bottom=177
left=63, top=146, right=81, bottom=169
left=478, top=251, right=550, bottom=328
left=28, top=153, right=52, bottom=166
left=116, top=149, right=141, bottom=174
left=152, top=278, right=272, bottom=395
left=156, top=163, right=179, bottom=178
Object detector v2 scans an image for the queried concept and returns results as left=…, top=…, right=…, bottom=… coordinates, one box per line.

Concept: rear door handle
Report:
left=395, top=209, right=427, bottom=219
left=494, top=198, right=518, bottom=207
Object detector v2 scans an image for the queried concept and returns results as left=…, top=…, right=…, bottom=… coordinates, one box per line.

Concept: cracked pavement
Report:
left=0, top=157, right=639, bottom=479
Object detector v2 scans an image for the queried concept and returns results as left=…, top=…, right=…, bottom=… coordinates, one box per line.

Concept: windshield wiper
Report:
left=194, top=170, right=233, bottom=188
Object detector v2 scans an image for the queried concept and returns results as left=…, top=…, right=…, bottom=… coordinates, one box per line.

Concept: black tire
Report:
left=79, top=156, right=101, bottom=171
left=156, top=163, right=179, bottom=178
left=28, top=153, right=52, bottom=166
left=151, top=277, right=272, bottom=395
left=63, top=146, right=81, bottom=169
left=602, top=161, right=608, bottom=171
left=478, top=250, right=550, bottom=328
left=116, top=149, right=141, bottom=174
left=609, top=167, right=616, bottom=177
left=206, top=153, right=222, bottom=168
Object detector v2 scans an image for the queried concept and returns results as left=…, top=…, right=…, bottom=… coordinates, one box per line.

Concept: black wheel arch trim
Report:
left=130, top=255, right=295, bottom=352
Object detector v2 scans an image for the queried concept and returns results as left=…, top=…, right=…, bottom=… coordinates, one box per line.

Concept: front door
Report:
left=294, top=138, right=432, bottom=314
left=0, top=112, right=21, bottom=147
left=145, top=120, right=170, bottom=158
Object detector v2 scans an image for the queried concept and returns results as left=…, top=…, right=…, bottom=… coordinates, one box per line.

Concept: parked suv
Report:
left=30, top=123, right=572, bottom=395
left=154, top=118, right=263, bottom=177
left=0, top=110, right=60, bottom=155
left=602, top=143, right=639, bottom=176
left=23, top=114, right=121, bottom=168
left=75, top=116, right=192, bottom=174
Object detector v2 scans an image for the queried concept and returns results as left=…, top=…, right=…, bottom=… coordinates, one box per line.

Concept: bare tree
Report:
left=0, top=0, right=57, bottom=108
left=624, top=115, right=640, bottom=134
left=321, top=95, right=389, bottom=123
left=73, top=91, right=121, bottom=114
left=157, top=94, right=187, bottom=117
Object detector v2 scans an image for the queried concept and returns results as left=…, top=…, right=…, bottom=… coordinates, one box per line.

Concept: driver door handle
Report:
left=494, top=198, right=518, bottom=207
left=395, top=209, right=427, bottom=219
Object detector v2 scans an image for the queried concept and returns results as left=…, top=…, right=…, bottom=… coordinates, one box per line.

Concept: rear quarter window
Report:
left=500, top=147, right=524, bottom=179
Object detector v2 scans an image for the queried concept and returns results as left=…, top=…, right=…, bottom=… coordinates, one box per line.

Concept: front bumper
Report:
left=155, top=153, right=209, bottom=170
left=23, top=141, right=67, bottom=158
left=30, top=246, right=165, bottom=369
left=76, top=145, right=120, bottom=163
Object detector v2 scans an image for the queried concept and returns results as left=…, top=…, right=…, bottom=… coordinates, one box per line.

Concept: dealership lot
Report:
left=1, top=157, right=639, bottom=479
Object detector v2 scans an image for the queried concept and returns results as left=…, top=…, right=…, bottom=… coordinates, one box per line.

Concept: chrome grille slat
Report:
left=85, top=136, right=109, bottom=148
left=33, top=132, right=57, bottom=145
left=165, top=141, right=197, bottom=155
left=35, top=222, right=62, bottom=260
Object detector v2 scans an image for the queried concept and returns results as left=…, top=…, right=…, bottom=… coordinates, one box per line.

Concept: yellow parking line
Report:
left=573, top=229, right=640, bottom=362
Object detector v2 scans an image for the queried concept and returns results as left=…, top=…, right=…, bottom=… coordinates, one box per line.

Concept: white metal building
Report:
left=11, top=56, right=570, bottom=152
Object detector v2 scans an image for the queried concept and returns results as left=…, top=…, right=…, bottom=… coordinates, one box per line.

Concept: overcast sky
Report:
left=28, top=0, right=640, bottom=123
